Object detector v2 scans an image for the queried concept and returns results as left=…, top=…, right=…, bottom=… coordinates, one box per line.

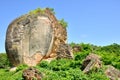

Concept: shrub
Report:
left=74, top=52, right=89, bottom=61
left=16, top=64, right=28, bottom=72
left=29, top=8, right=45, bottom=14
left=48, top=59, right=72, bottom=71
left=0, top=53, right=10, bottom=68
left=59, top=19, right=68, bottom=28
left=70, top=60, right=82, bottom=69
left=29, top=7, right=55, bottom=15
left=87, top=68, right=109, bottom=80
left=38, top=60, right=49, bottom=68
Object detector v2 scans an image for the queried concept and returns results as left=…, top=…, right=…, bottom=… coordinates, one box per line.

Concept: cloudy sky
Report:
left=0, top=0, right=120, bottom=52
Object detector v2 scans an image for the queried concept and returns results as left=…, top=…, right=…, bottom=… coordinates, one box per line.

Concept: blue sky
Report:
left=0, top=0, right=120, bottom=52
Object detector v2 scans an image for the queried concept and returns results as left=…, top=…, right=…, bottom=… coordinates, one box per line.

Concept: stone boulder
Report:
left=82, top=53, right=102, bottom=73
left=56, top=44, right=73, bottom=59
left=5, top=8, right=73, bottom=66
left=105, top=65, right=120, bottom=80
left=72, top=45, right=81, bottom=53
left=23, top=67, right=42, bottom=80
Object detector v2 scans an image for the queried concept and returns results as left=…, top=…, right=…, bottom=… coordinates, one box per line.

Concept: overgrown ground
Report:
left=0, top=43, right=120, bottom=80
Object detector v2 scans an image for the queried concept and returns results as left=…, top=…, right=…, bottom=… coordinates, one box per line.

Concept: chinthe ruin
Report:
left=5, top=8, right=73, bottom=66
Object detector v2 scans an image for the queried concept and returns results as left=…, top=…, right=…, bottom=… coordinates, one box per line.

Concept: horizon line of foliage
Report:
left=70, top=42, right=120, bottom=69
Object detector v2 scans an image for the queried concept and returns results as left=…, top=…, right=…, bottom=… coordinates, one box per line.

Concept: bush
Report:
left=70, top=60, right=82, bottom=69
left=74, top=52, right=89, bottom=61
left=43, top=69, right=88, bottom=80
left=16, top=64, right=28, bottom=72
left=29, top=7, right=55, bottom=15
left=0, top=53, right=10, bottom=68
left=29, top=8, right=45, bottom=14
left=87, top=67, right=109, bottom=80
left=59, top=19, right=68, bottom=28
left=48, top=59, right=72, bottom=71
left=38, top=60, right=49, bottom=68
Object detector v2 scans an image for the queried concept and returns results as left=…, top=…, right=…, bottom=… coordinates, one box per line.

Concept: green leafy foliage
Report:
left=29, top=7, right=55, bottom=15
left=88, top=67, right=109, bottom=80
left=37, top=59, right=88, bottom=80
left=0, top=53, right=10, bottom=68
left=29, top=8, right=45, bottom=14
left=0, top=43, right=120, bottom=79
left=99, top=43, right=120, bottom=55
left=59, top=19, right=68, bottom=28
left=71, top=43, right=120, bottom=70
left=16, top=64, right=28, bottom=72
left=0, top=65, right=25, bottom=80
left=38, top=60, right=49, bottom=68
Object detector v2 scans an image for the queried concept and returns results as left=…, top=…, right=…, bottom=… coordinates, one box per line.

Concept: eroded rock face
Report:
left=82, top=53, right=102, bottom=73
left=5, top=8, right=71, bottom=66
left=105, top=65, right=120, bottom=80
left=23, top=67, right=42, bottom=80
left=56, top=44, right=73, bottom=59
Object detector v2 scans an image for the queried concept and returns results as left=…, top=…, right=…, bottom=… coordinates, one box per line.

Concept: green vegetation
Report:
left=29, top=7, right=55, bottom=15
left=0, top=43, right=120, bottom=80
left=0, top=53, right=10, bottom=68
left=59, top=19, right=68, bottom=28
left=29, top=8, right=45, bottom=14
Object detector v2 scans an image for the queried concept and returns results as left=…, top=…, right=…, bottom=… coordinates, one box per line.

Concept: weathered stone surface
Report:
left=56, top=44, right=73, bottom=59
left=72, top=45, right=81, bottom=53
left=5, top=8, right=71, bottom=66
left=82, top=53, right=102, bottom=73
left=105, top=65, right=120, bottom=80
left=23, top=67, right=42, bottom=80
